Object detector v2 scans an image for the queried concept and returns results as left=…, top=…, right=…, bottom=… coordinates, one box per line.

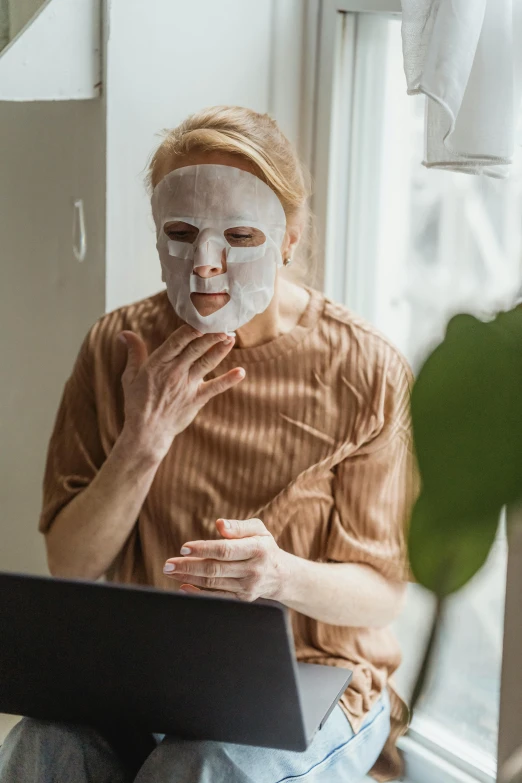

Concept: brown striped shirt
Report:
left=40, top=286, right=415, bottom=781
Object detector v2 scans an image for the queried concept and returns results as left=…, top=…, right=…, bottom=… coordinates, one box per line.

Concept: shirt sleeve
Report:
left=326, top=356, right=417, bottom=582
left=39, top=329, right=107, bottom=535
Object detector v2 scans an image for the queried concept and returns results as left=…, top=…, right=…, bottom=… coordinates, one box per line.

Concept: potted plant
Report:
left=408, top=304, right=522, bottom=781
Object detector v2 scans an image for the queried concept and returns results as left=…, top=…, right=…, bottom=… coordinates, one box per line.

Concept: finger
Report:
left=150, top=324, right=203, bottom=363
left=176, top=332, right=232, bottom=369
left=119, top=332, right=148, bottom=383
left=179, top=584, right=236, bottom=600
left=173, top=537, right=263, bottom=561
left=189, top=337, right=236, bottom=382
left=197, top=368, right=246, bottom=404
left=164, top=557, right=251, bottom=578
left=216, top=518, right=271, bottom=539
left=167, top=573, right=243, bottom=592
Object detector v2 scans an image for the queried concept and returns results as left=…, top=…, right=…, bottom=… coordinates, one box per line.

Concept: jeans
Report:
left=0, top=690, right=390, bottom=783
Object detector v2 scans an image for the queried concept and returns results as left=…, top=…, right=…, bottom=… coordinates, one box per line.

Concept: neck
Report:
left=234, top=276, right=310, bottom=349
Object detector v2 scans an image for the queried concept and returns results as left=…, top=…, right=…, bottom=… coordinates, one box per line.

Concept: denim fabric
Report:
left=0, top=690, right=390, bottom=783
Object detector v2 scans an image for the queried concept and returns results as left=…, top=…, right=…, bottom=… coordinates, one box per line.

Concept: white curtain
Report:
left=401, top=0, right=522, bottom=177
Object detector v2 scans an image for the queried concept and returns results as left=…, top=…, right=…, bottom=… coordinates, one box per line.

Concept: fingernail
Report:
left=237, top=369, right=245, bottom=378
left=163, top=563, right=176, bottom=573
left=179, top=589, right=187, bottom=594
left=180, top=546, right=191, bottom=555
left=118, top=333, right=127, bottom=345
left=224, top=337, right=234, bottom=345
left=223, top=520, right=232, bottom=529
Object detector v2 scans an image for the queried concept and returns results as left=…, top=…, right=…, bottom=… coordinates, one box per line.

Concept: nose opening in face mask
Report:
left=193, top=238, right=228, bottom=274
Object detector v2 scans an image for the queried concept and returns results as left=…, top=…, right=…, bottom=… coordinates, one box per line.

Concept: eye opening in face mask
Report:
left=224, top=226, right=266, bottom=247
left=164, top=221, right=199, bottom=243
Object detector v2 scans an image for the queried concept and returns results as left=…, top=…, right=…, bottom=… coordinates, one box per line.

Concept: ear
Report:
left=281, top=224, right=302, bottom=262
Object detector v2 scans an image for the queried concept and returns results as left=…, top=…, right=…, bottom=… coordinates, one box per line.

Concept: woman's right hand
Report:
left=118, top=326, right=244, bottom=464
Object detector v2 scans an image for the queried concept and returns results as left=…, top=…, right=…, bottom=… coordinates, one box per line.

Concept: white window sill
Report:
left=396, top=713, right=497, bottom=783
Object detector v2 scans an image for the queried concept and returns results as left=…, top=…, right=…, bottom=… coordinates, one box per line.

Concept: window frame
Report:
left=308, top=0, right=401, bottom=296
left=306, top=2, right=510, bottom=782
left=498, top=506, right=522, bottom=783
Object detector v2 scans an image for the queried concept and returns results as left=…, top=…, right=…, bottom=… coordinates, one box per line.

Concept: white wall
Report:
left=0, top=0, right=101, bottom=101
left=8, top=0, right=48, bottom=39
left=105, top=0, right=305, bottom=312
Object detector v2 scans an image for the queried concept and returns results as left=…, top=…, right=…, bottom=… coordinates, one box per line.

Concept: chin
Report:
left=196, top=307, right=224, bottom=317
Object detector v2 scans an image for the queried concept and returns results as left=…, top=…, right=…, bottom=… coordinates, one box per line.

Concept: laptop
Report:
left=0, top=572, right=352, bottom=751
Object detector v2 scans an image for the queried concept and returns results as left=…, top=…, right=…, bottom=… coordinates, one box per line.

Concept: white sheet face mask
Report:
left=151, top=164, right=287, bottom=333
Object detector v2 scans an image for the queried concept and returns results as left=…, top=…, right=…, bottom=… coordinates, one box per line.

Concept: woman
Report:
left=0, top=106, right=415, bottom=783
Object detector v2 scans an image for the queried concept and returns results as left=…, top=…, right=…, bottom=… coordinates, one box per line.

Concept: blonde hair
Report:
left=146, top=106, right=315, bottom=276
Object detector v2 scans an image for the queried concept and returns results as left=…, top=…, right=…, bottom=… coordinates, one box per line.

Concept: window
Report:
left=312, top=3, right=522, bottom=781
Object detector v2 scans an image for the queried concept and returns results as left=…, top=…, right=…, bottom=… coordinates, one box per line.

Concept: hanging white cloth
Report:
left=401, top=0, right=522, bottom=177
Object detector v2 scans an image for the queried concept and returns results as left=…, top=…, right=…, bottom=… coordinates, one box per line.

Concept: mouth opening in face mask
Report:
left=189, top=272, right=231, bottom=316
left=190, top=291, right=231, bottom=316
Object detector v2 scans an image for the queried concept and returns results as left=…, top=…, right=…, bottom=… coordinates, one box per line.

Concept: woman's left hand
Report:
left=163, top=518, right=289, bottom=601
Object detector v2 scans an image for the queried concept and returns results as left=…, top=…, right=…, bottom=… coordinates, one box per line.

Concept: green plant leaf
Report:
left=408, top=308, right=522, bottom=594
left=408, top=492, right=500, bottom=595
left=411, top=310, right=522, bottom=518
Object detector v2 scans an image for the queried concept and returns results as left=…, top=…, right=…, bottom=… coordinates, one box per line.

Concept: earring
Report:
left=284, top=257, right=292, bottom=266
